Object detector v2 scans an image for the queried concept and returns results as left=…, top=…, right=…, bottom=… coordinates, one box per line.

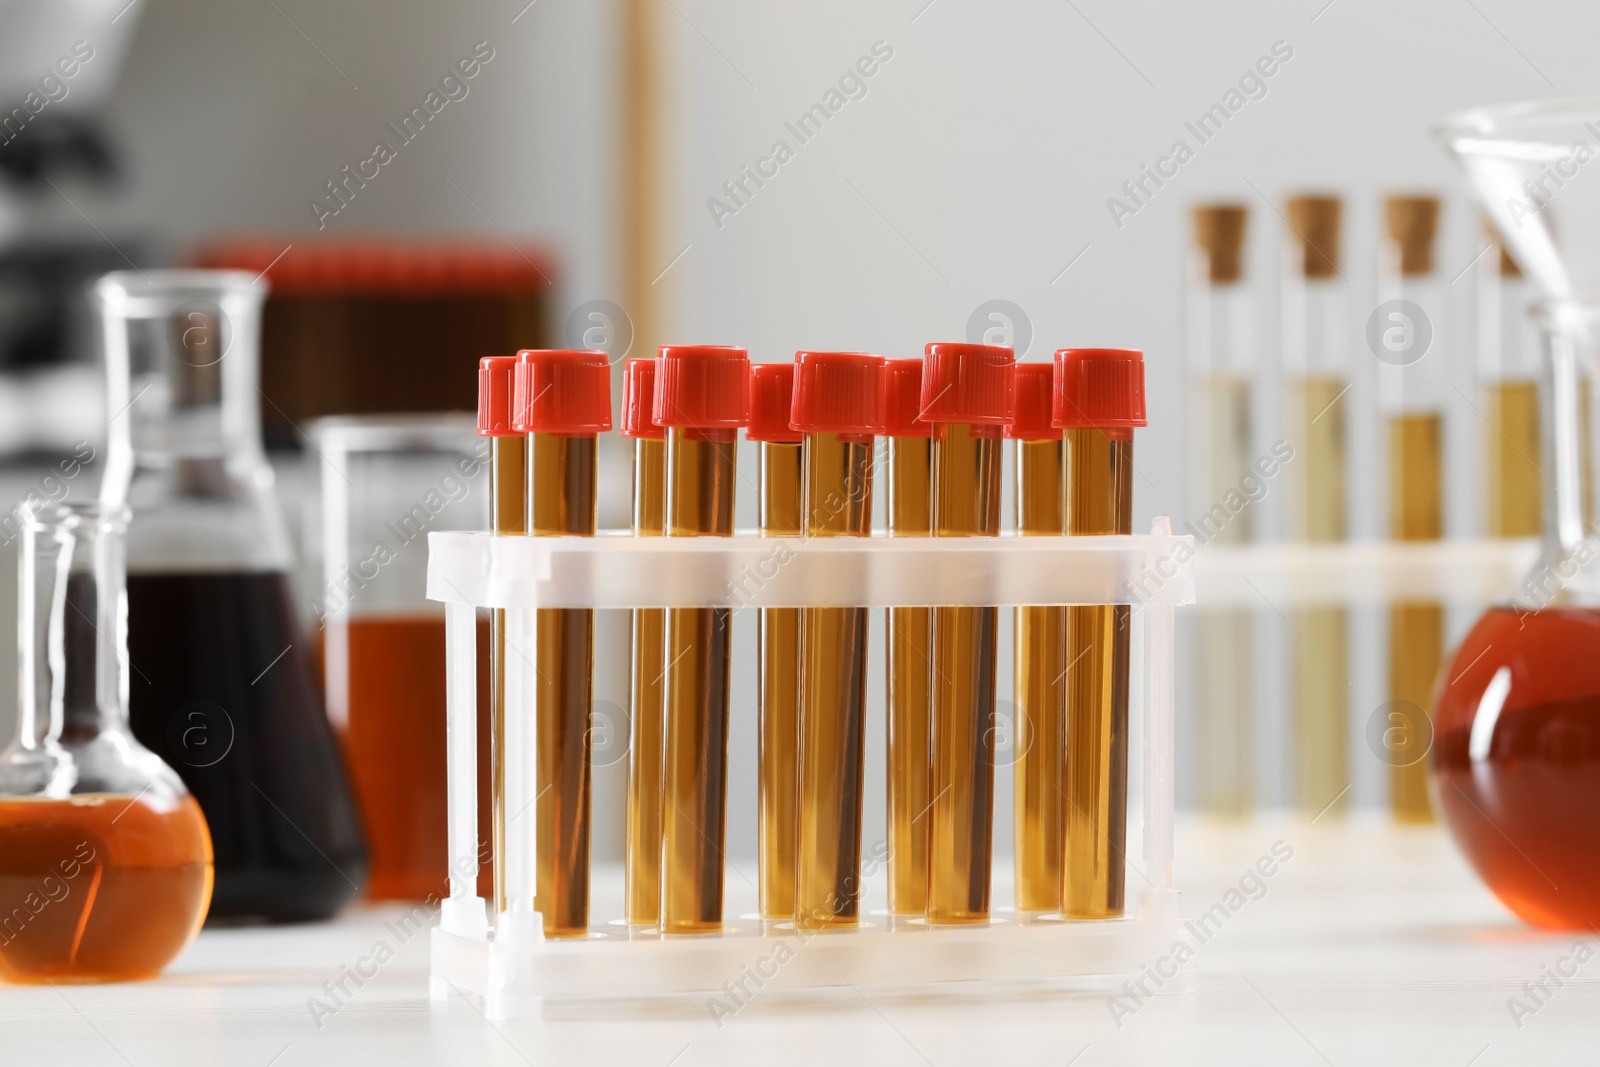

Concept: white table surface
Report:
left=6, top=820, right=1596, bottom=1066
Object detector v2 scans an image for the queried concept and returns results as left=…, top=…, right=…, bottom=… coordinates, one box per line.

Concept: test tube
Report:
left=656, top=344, right=751, bottom=934
left=1007, top=362, right=1066, bottom=915
left=921, top=342, right=1014, bottom=926
left=792, top=351, right=885, bottom=930
left=1056, top=347, right=1146, bottom=920
left=1477, top=225, right=1543, bottom=538
left=1282, top=194, right=1351, bottom=819
left=1188, top=204, right=1256, bottom=817
left=513, top=349, right=613, bottom=938
left=1380, top=195, right=1444, bottom=824
left=747, top=362, right=803, bottom=922
left=477, top=356, right=525, bottom=915
left=881, top=358, right=933, bottom=919
left=621, top=358, right=666, bottom=927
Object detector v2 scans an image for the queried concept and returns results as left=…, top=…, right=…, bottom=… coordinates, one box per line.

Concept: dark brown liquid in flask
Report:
left=126, top=572, right=366, bottom=921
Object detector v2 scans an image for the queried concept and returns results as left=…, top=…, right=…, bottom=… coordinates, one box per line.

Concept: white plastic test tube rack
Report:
left=426, top=519, right=1196, bottom=1018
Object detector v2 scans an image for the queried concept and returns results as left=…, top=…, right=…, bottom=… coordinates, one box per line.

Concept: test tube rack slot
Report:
left=426, top=522, right=1195, bottom=1017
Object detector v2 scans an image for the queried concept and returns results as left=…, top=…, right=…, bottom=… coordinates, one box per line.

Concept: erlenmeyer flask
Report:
left=1433, top=103, right=1600, bottom=929
left=0, top=504, right=212, bottom=982
left=96, top=271, right=367, bottom=922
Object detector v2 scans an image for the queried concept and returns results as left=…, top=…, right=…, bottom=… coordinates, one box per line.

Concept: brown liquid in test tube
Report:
left=921, top=343, right=1015, bottom=926
left=747, top=363, right=803, bottom=922
left=1056, top=347, right=1147, bottom=920
left=657, top=345, right=751, bottom=935
left=792, top=351, right=885, bottom=930
left=478, top=356, right=525, bottom=916
left=621, top=358, right=667, bottom=927
left=881, top=359, right=933, bottom=918
left=1007, top=363, right=1067, bottom=915
left=515, top=349, right=612, bottom=938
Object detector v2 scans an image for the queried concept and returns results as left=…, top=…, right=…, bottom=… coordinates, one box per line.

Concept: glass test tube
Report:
left=517, top=349, right=612, bottom=938
left=621, top=358, right=667, bottom=927
left=1008, top=363, right=1067, bottom=914
left=1381, top=195, right=1445, bottom=823
left=1058, top=347, right=1146, bottom=920
left=658, top=345, right=750, bottom=934
left=1283, top=195, right=1351, bottom=818
left=922, top=343, right=1014, bottom=926
left=1188, top=203, right=1256, bottom=817
left=1477, top=229, right=1543, bottom=537
left=479, top=356, right=526, bottom=916
left=747, top=363, right=803, bottom=922
left=792, top=352, right=884, bottom=930
left=881, top=358, right=933, bottom=918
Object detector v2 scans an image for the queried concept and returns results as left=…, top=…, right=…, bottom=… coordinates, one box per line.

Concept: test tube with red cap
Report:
left=791, top=351, right=884, bottom=930
left=1054, top=347, right=1146, bottom=920
left=512, top=349, right=613, bottom=938
left=477, top=355, right=525, bottom=916
left=747, top=363, right=803, bottom=923
left=881, top=358, right=933, bottom=920
left=1007, top=363, right=1067, bottom=916
left=921, top=342, right=1015, bottom=926
left=656, top=344, right=751, bottom=935
left=621, top=358, right=667, bottom=928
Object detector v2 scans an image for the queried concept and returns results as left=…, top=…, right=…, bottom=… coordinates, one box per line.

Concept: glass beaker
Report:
left=0, top=504, right=212, bottom=982
left=311, top=415, right=491, bottom=902
left=1434, top=104, right=1600, bottom=929
left=95, top=271, right=367, bottom=922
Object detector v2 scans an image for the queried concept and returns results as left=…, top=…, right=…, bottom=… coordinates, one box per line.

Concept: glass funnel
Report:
left=1433, top=102, right=1600, bottom=929
left=95, top=271, right=367, bottom=922
left=0, top=504, right=212, bottom=982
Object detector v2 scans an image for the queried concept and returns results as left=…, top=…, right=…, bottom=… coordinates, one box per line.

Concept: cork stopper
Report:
left=1385, top=194, right=1441, bottom=276
left=1285, top=195, right=1342, bottom=279
left=1484, top=218, right=1521, bottom=278
left=1192, top=204, right=1248, bottom=283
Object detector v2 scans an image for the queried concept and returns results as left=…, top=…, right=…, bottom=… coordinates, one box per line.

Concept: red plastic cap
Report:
left=621, top=358, right=663, bottom=440
left=920, top=343, right=1015, bottom=426
left=1005, top=363, right=1058, bottom=441
left=791, top=351, right=886, bottom=437
left=881, top=358, right=932, bottom=438
left=477, top=356, right=519, bottom=436
left=1053, top=348, right=1148, bottom=431
left=747, top=363, right=802, bottom=443
left=654, top=345, right=751, bottom=430
left=512, top=350, right=613, bottom=435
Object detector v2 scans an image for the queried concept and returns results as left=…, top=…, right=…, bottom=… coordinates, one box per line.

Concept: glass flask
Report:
left=1433, top=103, right=1600, bottom=929
left=96, top=271, right=367, bottom=921
left=0, top=504, right=212, bottom=983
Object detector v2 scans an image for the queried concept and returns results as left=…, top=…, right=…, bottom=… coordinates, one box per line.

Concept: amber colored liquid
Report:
left=1013, top=437, right=1066, bottom=913
left=886, top=436, right=933, bottom=917
left=331, top=614, right=493, bottom=902
left=927, top=423, right=1001, bottom=926
left=660, top=428, right=737, bottom=935
left=757, top=440, right=803, bottom=922
left=1434, top=607, right=1600, bottom=929
left=1389, top=412, right=1442, bottom=823
left=0, top=795, right=211, bottom=983
left=795, top=433, right=873, bottom=930
left=1063, top=429, right=1132, bottom=920
left=626, top=436, right=666, bottom=927
left=1483, top=380, right=1542, bottom=538
left=490, top=435, right=527, bottom=915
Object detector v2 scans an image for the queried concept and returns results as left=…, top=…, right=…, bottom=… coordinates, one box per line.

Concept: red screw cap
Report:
left=747, top=363, right=802, bottom=443
left=1053, top=348, right=1147, bottom=433
left=791, top=351, right=885, bottom=438
left=1005, top=362, right=1058, bottom=441
left=654, top=345, right=751, bottom=430
left=881, top=358, right=932, bottom=439
left=512, top=350, right=613, bottom=435
left=621, top=358, right=663, bottom=440
left=477, top=356, right=519, bottom=437
left=920, top=343, right=1016, bottom=426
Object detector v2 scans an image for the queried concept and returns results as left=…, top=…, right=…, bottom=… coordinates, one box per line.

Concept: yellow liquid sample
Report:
left=625, top=436, right=666, bottom=926
left=1063, top=428, right=1132, bottom=920
left=757, top=440, right=803, bottom=921
left=886, top=436, right=932, bottom=917
left=1388, top=412, right=1441, bottom=824
left=489, top=435, right=527, bottom=916
left=1484, top=379, right=1542, bottom=538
